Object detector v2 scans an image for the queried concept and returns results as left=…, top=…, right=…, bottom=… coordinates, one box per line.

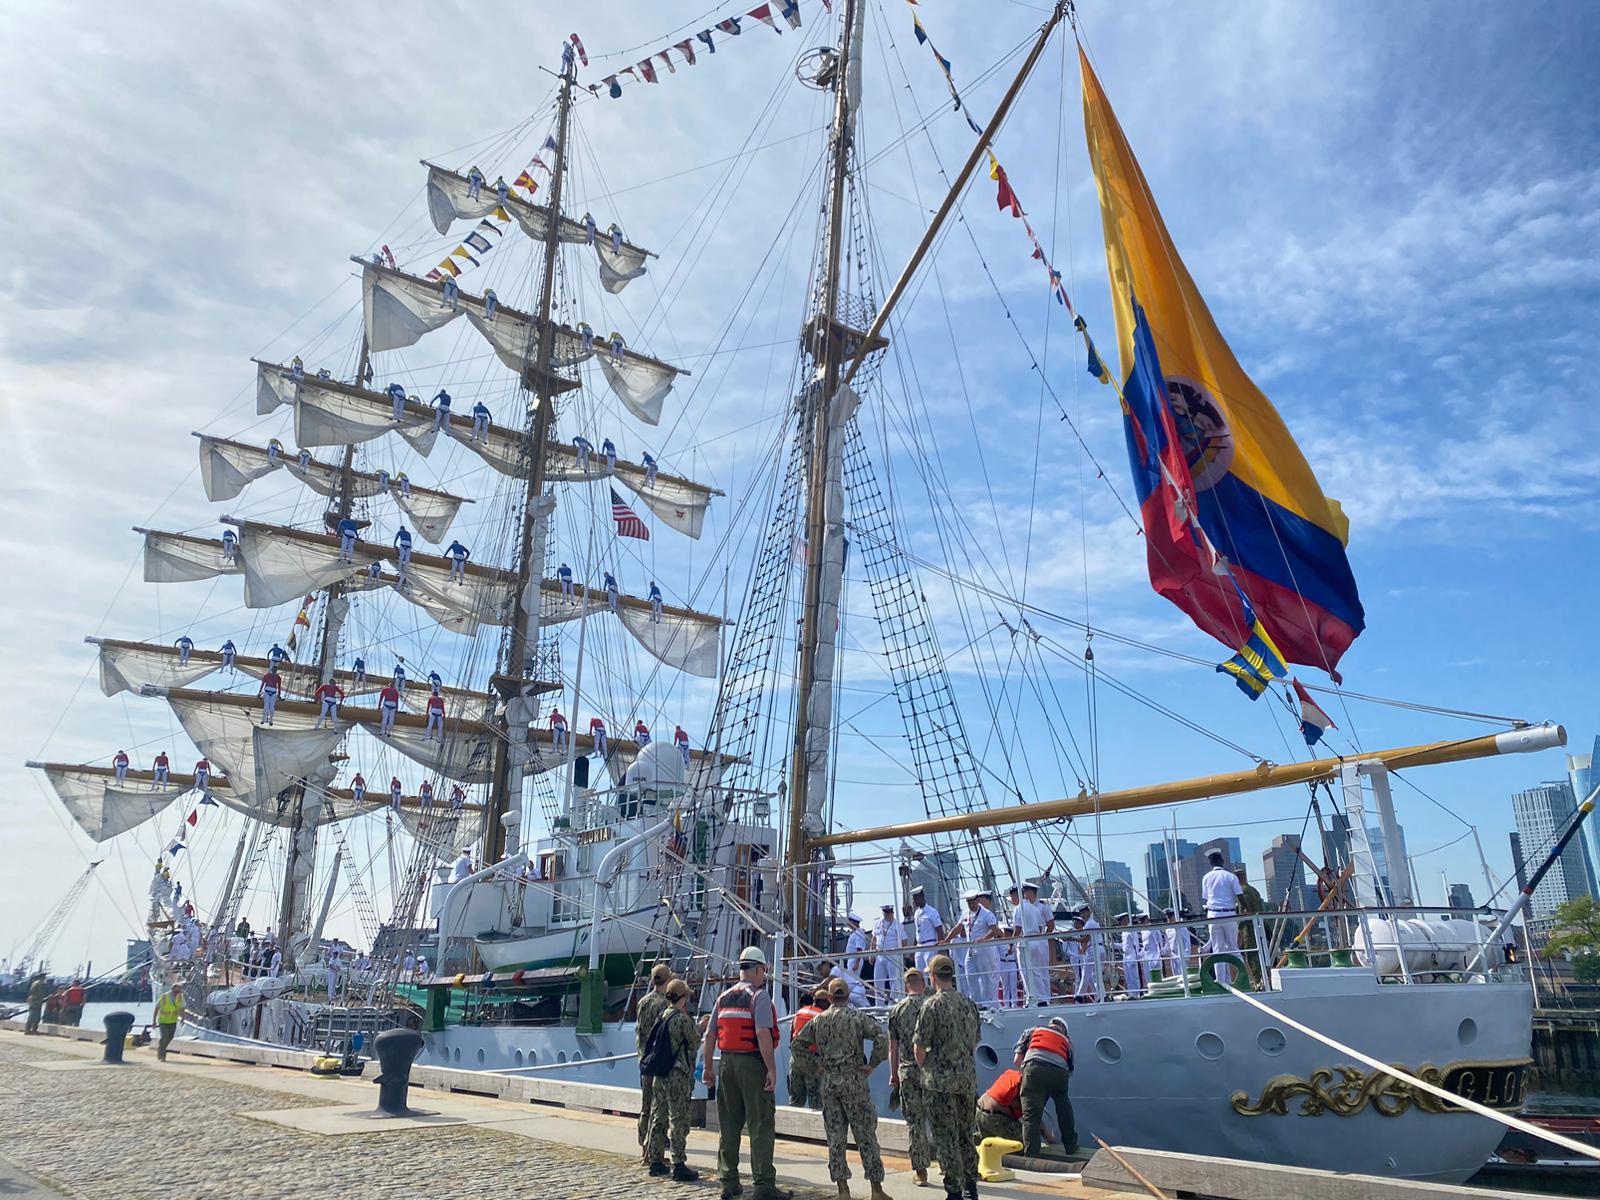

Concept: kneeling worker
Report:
left=974, top=1068, right=1024, bottom=1144
left=1014, top=1016, right=1077, bottom=1156
left=799, top=976, right=890, bottom=1200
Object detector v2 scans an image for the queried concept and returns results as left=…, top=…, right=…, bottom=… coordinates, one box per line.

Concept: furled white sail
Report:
left=446, top=421, right=530, bottom=477
left=615, top=605, right=722, bottom=679
left=362, top=265, right=683, bottom=421
left=423, top=164, right=649, bottom=294
left=801, top=385, right=860, bottom=835
left=236, top=525, right=369, bottom=609
left=97, top=640, right=216, bottom=697
left=545, top=445, right=717, bottom=539
left=256, top=362, right=297, bottom=415
left=252, top=725, right=346, bottom=804
left=37, top=767, right=183, bottom=842
left=197, top=434, right=466, bottom=543
left=398, top=805, right=484, bottom=855
left=143, top=530, right=241, bottom=585
left=363, top=264, right=462, bottom=354
left=375, top=718, right=499, bottom=786
left=402, top=560, right=518, bottom=637
left=293, top=375, right=438, bottom=458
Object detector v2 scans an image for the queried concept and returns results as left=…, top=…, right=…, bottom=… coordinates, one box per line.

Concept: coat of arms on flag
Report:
left=610, top=489, right=649, bottom=540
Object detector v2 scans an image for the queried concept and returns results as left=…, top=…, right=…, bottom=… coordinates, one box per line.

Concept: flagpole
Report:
left=834, top=1, right=1070, bottom=399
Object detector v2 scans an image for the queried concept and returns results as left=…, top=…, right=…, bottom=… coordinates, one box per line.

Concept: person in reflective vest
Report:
left=702, top=945, right=787, bottom=1200
left=154, top=982, right=184, bottom=1061
left=1012, top=1016, right=1077, bottom=1156
left=787, top=986, right=830, bottom=1110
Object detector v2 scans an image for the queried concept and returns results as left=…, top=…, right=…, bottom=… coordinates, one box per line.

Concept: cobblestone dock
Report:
left=0, top=1030, right=1084, bottom=1200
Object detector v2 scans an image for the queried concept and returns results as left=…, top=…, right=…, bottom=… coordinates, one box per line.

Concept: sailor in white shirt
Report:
left=955, top=890, right=1001, bottom=1005
left=870, top=902, right=905, bottom=1004
left=1201, top=849, right=1245, bottom=985
left=1072, top=906, right=1104, bottom=1002
left=1116, top=914, right=1146, bottom=998
left=1139, top=915, right=1165, bottom=987
left=1163, top=908, right=1194, bottom=978
left=1013, top=881, right=1054, bottom=1006
left=451, top=849, right=473, bottom=883
left=996, top=925, right=1020, bottom=1007
left=910, top=886, right=944, bottom=972
left=843, top=910, right=868, bottom=979
left=827, top=959, right=868, bottom=1008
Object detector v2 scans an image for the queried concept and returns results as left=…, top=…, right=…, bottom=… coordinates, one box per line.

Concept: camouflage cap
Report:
left=928, top=953, right=956, bottom=978
left=827, top=977, right=850, bottom=1000
left=903, top=967, right=925, bottom=985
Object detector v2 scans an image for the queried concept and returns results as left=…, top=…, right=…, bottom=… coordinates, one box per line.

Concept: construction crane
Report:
left=11, top=861, right=101, bottom=977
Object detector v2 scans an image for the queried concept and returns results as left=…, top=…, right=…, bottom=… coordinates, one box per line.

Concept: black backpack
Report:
left=640, top=1009, right=680, bottom=1078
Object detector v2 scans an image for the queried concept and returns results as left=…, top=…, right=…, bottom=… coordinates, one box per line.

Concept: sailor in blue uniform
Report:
left=601, top=438, right=617, bottom=472
left=428, top=671, right=443, bottom=695
left=608, top=331, right=626, bottom=365
left=290, top=355, right=304, bottom=380
left=393, top=526, right=413, bottom=580
left=297, top=448, right=312, bottom=471
left=494, top=175, right=509, bottom=205
left=603, top=571, right=619, bottom=613
left=441, top=275, right=460, bottom=310
left=174, top=635, right=194, bottom=666
left=386, top=382, right=408, bottom=421
left=393, top=663, right=407, bottom=689
left=268, top=643, right=289, bottom=669
left=577, top=321, right=595, bottom=354
left=641, top=453, right=658, bottom=486
left=431, top=388, right=452, bottom=432
left=471, top=400, right=491, bottom=441
left=221, top=528, right=238, bottom=562
left=366, top=559, right=383, bottom=581
left=648, top=581, right=663, bottom=623
left=267, top=437, right=284, bottom=464
left=582, top=213, right=597, bottom=245
left=467, top=165, right=485, bottom=200
left=557, top=562, right=574, bottom=602
left=352, top=656, right=366, bottom=687
left=608, top=222, right=624, bottom=254
left=219, top=639, right=236, bottom=672
left=483, top=289, right=498, bottom=321
left=446, top=539, right=470, bottom=583
left=336, top=516, right=361, bottom=564
left=572, top=435, right=593, bottom=472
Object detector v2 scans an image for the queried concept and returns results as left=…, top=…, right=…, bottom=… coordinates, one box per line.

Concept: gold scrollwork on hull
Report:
left=1231, top=1058, right=1530, bottom=1118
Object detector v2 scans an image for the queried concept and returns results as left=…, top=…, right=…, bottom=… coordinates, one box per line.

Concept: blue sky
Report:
left=2, top=1, right=1596, bottom=972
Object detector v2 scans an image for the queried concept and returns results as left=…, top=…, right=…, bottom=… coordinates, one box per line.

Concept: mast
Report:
left=786, top=0, right=860, bottom=898
left=274, top=339, right=369, bottom=967
left=483, top=59, right=577, bottom=864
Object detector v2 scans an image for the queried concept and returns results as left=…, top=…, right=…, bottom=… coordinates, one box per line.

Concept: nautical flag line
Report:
left=586, top=0, right=819, bottom=100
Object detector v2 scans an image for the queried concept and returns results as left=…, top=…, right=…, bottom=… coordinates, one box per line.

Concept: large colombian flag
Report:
left=1080, top=48, right=1364, bottom=680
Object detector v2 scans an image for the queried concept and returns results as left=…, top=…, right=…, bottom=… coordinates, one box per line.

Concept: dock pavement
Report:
left=0, top=1024, right=1117, bottom=1200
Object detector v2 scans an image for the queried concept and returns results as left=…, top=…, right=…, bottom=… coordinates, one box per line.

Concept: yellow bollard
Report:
left=977, top=1136, right=1022, bottom=1181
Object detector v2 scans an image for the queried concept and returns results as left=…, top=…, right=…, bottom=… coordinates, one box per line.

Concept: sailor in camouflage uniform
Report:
left=886, top=966, right=932, bottom=1188
left=913, top=953, right=982, bottom=1200
left=634, top=963, right=675, bottom=1164
left=799, top=977, right=891, bottom=1200
left=646, top=979, right=704, bottom=1181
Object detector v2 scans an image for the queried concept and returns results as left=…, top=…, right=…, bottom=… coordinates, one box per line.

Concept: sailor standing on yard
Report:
left=113, top=750, right=129, bottom=783
left=635, top=963, right=674, bottom=1165
left=174, top=634, right=194, bottom=666
left=911, top=886, right=944, bottom=972
left=870, top=902, right=905, bottom=1004
left=1201, top=849, right=1245, bottom=985
left=702, top=946, right=788, bottom=1200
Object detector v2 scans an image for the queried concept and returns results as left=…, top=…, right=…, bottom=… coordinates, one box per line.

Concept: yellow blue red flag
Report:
left=1080, top=48, right=1364, bottom=680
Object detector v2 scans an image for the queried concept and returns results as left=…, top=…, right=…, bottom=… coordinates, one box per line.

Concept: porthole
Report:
left=558, top=1051, right=568, bottom=1063
left=1095, top=1037, right=1121, bottom=1064
left=514, top=1049, right=524, bottom=1066
left=476, top=1048, right=486, bottom=1065
left=452, top=1047, right=461, bottom=1063
left=1196, top=1032, right=1224, bottom=1061
left=1458, top=1018, right=1478, bottom=1046
left=1255, top=1028, right=1285, bottom=1057
left=976, top=1044, right=999, bottom=1068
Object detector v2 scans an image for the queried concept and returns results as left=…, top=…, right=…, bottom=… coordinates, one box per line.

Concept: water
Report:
left=79, top=1000, right=153, bottom=1028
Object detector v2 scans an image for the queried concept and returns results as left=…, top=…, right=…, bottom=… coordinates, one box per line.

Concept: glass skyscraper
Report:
left=1511, top=779, right=1599, bottom=921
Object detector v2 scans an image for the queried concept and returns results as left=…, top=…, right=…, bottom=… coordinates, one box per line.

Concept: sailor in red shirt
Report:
left=313, top=680, right=345, bottom=729
left=449, top=784, right=467, bottom=811
left=113, top=750, right=130, bottom=783
left=424, top=692, right=446, bottom=741
left=634, top=719, right=650, bottom=747
left=673, top=725, right=690, bottom=766
left=548, top=708, right=567, bottom=752
left=389, top=776, right=403, bottom=810
left=153, top=751, right=170, bottom=784
left=378, top=682, right=401, bottom=737
left=192, top=758, right=211, bottom=793
left=418, top=780, right=435, bottom=809
left=350, top=773, right=366, bottom=805
left=258, top=669, right=282, bottom=725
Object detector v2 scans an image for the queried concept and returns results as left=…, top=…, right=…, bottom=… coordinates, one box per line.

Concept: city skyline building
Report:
left=1262, top=834, right=1314, bottom=912
left=1145, top=838, right=1199, bottom=912
left=1569, top=733, right=1600, bottom=889
left=1511, top=780, right=1599, bottom=921
left=1446, top=882, right=1476, bottom=911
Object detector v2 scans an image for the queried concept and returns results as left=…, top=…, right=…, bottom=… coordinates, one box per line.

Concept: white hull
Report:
left=473, top=904, right=658, bottom=972
left=193, top=966, right=1531, bottom=1184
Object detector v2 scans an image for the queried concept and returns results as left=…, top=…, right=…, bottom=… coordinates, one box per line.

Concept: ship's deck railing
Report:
left=775, top=905, right=1521, bottom=1010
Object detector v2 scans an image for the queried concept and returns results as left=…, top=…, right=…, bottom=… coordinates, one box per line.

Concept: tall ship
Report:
left=26, top=1, right=1569, bottom=1184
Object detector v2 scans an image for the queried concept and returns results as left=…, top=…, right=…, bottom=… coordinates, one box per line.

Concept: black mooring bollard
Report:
left=102, top=1011, right=136, bottom=1064
left=372, top=1027, right=425, bottom=1116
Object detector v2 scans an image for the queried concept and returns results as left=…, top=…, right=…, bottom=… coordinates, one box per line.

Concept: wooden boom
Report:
left=806, top=723, right=1566, bottom=849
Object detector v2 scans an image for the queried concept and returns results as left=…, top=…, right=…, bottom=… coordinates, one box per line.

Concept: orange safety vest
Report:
left=984, top=1069, right=1024, bottom=1117
left=1026, top=1026, right=1072, bottom=1063
left=714, top=982, right=779, bottom=1055
left=791, top=1004, right=823, bottom=1053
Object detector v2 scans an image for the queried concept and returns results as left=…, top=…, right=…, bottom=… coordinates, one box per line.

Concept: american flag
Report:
left=610, top=489, right=650, bottom=540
